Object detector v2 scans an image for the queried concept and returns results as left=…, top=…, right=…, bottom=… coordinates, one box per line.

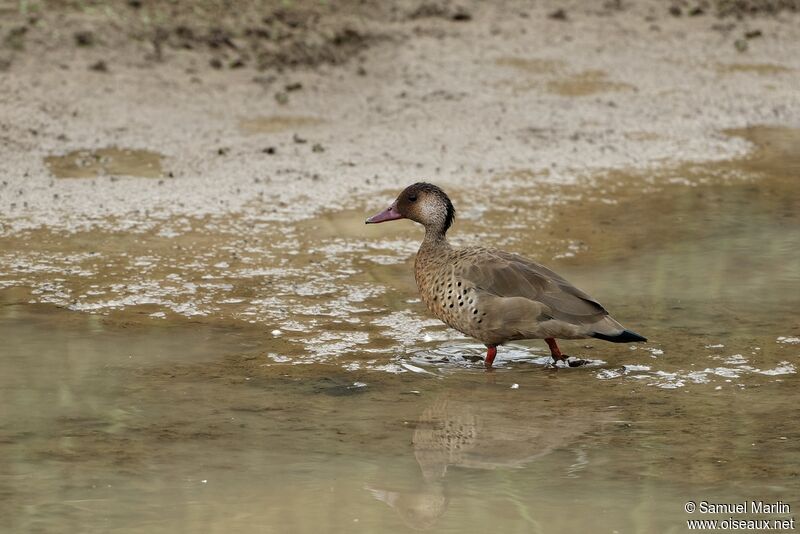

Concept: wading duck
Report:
left=365, top=182, right=646, bottom=368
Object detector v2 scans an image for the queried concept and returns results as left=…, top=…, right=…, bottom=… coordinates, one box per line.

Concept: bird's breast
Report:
left=415, top=253, right=487, bottom=340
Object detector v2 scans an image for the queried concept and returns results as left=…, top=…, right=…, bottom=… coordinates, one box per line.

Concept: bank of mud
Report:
left=1, top=0, right=799, bottom=237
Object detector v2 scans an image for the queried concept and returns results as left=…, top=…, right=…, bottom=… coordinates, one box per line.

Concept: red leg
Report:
left=545, top=338, right=589, bottom=367
left=545, top=338, right=565, bottom=361
left=485, top=344, right=498, bottom=368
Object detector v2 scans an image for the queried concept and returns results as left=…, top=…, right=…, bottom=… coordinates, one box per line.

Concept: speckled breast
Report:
left=415, top=251, right=487, bottom=340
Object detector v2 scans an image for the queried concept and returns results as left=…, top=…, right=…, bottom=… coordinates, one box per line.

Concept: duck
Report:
left=365, top=182, right=646, bottom=368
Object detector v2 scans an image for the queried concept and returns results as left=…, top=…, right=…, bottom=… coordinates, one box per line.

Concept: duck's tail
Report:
left=592, top=329, right=647, bottom=343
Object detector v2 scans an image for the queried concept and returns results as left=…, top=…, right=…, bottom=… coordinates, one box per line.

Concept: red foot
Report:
left=485, top=345, right=497, bottom=368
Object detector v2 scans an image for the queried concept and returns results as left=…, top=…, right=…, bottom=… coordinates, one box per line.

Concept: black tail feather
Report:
left=592, top=329, right=647, bottom=343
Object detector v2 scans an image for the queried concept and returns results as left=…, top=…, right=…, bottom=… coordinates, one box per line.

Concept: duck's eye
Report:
left=408, top=194, right=417, bottom=202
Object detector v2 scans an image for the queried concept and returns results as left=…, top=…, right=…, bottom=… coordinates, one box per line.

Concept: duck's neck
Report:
left=415, top=226, right=451, bottom=291
left=420, top=226, right=450, bottom=253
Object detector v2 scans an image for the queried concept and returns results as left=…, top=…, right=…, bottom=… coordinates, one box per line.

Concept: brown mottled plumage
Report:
left=366, top=182, right=646, bottom=368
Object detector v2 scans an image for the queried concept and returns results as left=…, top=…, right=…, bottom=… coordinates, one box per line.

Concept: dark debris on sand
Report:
left=1, top=0, right=798, bottom=77
left=670, top=0, right=800, bottom=17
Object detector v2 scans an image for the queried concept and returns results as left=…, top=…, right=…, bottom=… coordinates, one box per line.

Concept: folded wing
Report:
left=461, top=249, right=609, bottom=326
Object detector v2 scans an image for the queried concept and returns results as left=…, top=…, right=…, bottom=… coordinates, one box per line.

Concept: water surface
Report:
left=45, top=148, right=163, bottom=179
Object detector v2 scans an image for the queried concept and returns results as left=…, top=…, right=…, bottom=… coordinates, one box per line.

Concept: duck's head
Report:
left=365, top=182, right=455, bottom=234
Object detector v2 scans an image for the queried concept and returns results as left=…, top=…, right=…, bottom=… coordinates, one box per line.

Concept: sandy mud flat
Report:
left=1, top=1, right=799, bottom=234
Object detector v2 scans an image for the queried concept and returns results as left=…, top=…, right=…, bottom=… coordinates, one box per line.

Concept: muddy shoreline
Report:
left=1, top=125, right=796, bottom=330
left=2, top=1, right=800, bottom=237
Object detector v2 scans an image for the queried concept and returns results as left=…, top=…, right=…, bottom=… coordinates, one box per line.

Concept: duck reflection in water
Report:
left=366, top=390, right=615, bottom=529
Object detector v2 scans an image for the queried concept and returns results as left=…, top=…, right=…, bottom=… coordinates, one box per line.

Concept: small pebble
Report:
left=451, top=9, right=471, bottom=21
left=74, top=31, right=95, bottom=47
left=89, top=60, right=108, bottom=72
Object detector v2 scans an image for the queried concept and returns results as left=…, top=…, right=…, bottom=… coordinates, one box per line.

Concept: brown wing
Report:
left=460, top=249, right=608, bottom=325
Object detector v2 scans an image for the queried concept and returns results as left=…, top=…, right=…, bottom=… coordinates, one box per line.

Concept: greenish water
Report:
left=2, top=128, right=799, bottom=532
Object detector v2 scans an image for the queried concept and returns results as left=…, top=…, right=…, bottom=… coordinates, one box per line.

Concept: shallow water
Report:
left=45, top=148, right=163, bottom=179
left=494, top=58, right=633, bottom=96
left=238, top=115, right=324, bottom=134
left=2, top=127, right=800, bottom=532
